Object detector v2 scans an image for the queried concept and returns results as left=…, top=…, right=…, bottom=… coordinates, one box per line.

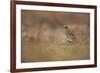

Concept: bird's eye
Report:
left=64, top=26, right=68, bottom=30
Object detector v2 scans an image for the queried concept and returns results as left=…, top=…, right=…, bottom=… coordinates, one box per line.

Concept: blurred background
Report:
left=21, top=10, right=90, bottom=62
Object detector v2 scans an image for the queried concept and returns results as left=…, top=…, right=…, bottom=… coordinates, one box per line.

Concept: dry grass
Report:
left=21, top=10, right=90, bottom=63
left=21, top=42, right=90, bottom=62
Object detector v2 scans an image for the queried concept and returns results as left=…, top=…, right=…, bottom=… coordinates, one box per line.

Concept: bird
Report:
left=64, top=25, right=75, bottom=43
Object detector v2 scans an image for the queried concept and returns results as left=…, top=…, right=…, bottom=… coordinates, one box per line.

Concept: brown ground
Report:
left=21, top=10, right=90, bottom=63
